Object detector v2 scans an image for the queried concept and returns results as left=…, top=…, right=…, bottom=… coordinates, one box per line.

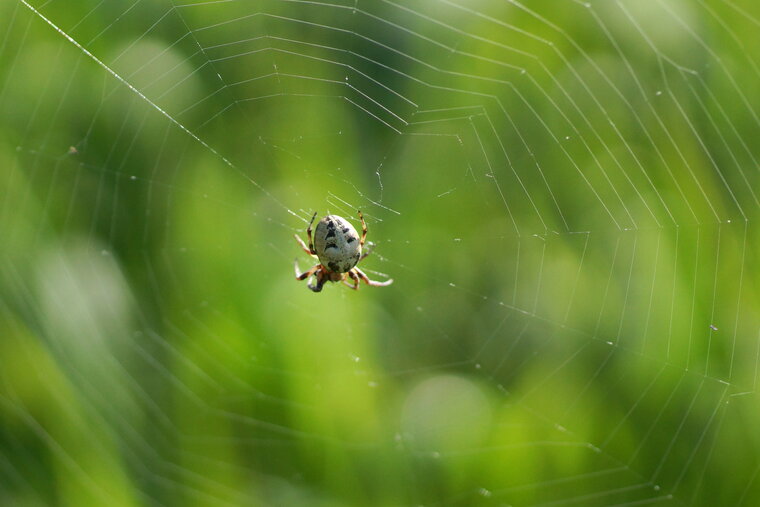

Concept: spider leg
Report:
left=295, top=260, right=320, bottom=281
left=358, top=210, right=367, bottom=247
left=354, top=267, right=393, bottom=287
left=308, top=270, right=326, bottom=292
left=294, top=234, right=317, bottom=257
left=343, top=270, right=360, bottom=290
left=306, top=211, right=318, bottom=253
left=358, top=241, right=375, bottom=262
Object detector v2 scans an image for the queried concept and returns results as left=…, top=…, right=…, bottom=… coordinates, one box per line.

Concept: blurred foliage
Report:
left=1, top=0, right=760, bottom=505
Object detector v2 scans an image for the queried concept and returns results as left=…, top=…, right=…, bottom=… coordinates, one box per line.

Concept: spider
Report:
left=294, top=210, right=393, bottom=292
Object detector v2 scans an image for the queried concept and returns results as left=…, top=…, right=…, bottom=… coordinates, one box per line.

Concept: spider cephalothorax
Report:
left=294, top=211, right=393, bottom=292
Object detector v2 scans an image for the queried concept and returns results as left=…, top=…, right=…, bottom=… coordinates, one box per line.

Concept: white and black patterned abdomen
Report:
left=314, top=215, right=361, bottom=273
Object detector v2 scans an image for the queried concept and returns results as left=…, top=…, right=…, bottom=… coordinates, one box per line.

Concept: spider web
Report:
left=1, top=0, right=759, bottom=505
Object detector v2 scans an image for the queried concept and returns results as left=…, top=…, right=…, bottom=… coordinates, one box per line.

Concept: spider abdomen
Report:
left=314, top=215, right=361, bottom=273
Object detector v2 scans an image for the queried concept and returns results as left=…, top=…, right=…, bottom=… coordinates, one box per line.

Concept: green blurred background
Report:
left=1, top=0, right=759, bottom=505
